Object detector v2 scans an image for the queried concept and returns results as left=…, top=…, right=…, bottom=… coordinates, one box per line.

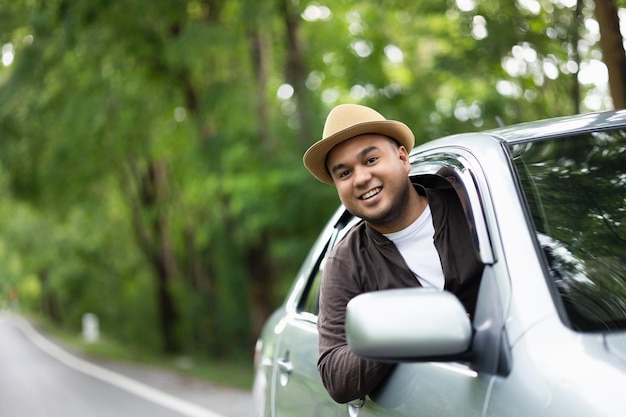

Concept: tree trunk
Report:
left=184, top=226, right=220, bottom=352
left=571, top=0, right=583, bottom=114
left=38, top=269, right=60, bottom=323
left=143, top=161, right=179, bottom=353
left=594, top=0, right=626, bottom=109
left=249, top=25, right=271, bottom=148
left=245, top=233, right=275, bottom=340
left=281, top=0, right=313, bottom=146
left=245, top=16, right=278, bottom=339
left=125, top=158, right=180, bottom=353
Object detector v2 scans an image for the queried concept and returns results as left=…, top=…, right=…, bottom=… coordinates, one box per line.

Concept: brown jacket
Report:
left=317, top=181, right=484, bottom=404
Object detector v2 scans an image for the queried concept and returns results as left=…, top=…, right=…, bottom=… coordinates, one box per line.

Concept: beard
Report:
left=348, top=179, right=414, bottom=232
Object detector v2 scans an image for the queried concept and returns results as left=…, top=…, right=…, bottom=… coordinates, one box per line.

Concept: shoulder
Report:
left=329, top=220, right=367, bottom=259
left=330, top=219, right=392, bottom=257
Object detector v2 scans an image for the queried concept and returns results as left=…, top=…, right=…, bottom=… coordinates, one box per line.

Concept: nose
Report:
left=353, top=166, right=372, bottom=187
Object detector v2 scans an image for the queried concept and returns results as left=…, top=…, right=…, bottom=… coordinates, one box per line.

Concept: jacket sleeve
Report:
left=316, top=254, right=395, bottom=404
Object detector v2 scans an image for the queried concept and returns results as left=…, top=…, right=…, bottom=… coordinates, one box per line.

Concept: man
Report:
left=302, top=104, right=484, bottom=404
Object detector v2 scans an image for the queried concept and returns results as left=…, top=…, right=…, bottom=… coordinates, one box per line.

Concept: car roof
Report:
left=412, top=109, right=626, bottom=155
left=486, top=108, right=626, bottom=144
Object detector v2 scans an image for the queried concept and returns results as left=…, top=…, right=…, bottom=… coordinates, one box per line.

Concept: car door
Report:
left=272, top=211, right=361, bottom=417
left=352, top=148, right=505, bottom=417
left=272, top=144, right=508, bottom=417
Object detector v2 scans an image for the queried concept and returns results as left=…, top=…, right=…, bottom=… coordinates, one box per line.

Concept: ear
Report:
left=397, top=146, right=411, bottom=172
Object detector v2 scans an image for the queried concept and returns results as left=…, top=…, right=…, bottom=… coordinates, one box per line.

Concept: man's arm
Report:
left=316, top=256, right=395, bottom=404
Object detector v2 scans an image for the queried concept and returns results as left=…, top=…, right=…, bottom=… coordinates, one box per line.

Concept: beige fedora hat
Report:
left=303, top=104, right=415, bottom=184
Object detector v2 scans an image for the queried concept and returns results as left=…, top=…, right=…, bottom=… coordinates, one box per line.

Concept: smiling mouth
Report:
left=360, top=187, right=382, bottom=200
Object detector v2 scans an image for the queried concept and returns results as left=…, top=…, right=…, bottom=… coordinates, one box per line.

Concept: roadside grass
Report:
left=32, top=315, right=254, bottom=391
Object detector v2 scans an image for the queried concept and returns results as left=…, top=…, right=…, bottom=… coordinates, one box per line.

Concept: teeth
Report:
left=362, top=188, right=381, bottom=200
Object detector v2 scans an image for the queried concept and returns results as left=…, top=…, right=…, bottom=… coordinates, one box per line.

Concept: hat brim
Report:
left=303, top=120, right=415, bottom=184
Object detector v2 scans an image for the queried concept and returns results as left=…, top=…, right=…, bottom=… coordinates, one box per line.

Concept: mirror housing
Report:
left=346, top=288, right=472, bottom=360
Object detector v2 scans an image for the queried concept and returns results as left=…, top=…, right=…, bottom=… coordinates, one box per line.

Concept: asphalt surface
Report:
left=0, top=311, right=251, bottom=417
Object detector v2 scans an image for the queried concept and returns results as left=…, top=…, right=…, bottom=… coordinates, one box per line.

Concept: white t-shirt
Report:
left=383, top=205, right=445, bottom=290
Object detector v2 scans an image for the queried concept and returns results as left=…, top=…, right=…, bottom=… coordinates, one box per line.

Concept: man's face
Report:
left=326, top=134, right=413, bottom=232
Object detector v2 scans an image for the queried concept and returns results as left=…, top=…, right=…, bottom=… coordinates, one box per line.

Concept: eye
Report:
left=338, top=169, right=351, bottom=179
left=365, top=156, right=379, bottom=165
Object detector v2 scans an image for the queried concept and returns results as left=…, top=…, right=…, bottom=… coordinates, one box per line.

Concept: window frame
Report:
left=294, top=147, right=497, bottom=321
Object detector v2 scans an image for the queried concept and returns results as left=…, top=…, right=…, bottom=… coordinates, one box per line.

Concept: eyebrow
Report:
left=329, top=145, right=380, bottom=176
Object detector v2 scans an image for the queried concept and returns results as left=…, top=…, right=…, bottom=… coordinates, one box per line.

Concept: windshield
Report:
left=508, top=129, right=626, bottom=332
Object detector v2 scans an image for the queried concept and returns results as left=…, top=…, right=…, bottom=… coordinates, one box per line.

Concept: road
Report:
left=0, top=312, right=251, bottom=417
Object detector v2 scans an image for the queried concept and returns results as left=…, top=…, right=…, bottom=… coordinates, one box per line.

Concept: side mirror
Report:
left=346, top=288, right=472, bottom=361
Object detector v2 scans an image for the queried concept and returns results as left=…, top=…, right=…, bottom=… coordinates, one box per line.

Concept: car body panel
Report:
left=361, top=363, right=490, bottom=417
left=488, top=316, right=626, bottom=416
left=606, top=333, right=626, bottom=363
left=271, top=314, right=340, bottom=417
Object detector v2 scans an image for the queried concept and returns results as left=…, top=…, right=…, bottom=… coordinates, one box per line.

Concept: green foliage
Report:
left=0, top=0, right=620, bottom=362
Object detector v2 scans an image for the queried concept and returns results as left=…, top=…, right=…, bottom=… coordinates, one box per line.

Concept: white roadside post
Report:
left=81, top=312, right=99, bottom=343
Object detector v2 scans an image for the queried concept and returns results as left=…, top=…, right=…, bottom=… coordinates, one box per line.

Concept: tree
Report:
left=0, top=0, right=623, bottom=361
left=594, top=0, right=626, bottom=108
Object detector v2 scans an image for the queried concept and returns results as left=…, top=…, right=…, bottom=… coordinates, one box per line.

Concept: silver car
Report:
left=252, top=109, right=626, bottom=417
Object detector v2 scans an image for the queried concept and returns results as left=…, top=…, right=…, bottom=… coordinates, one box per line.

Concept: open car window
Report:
left=409, top=153, right=494, bottom=265
left=296, top=152, right=491, bottom=319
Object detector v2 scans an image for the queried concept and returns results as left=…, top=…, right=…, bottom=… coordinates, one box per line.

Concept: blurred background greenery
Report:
left=0, top=0, right=624, bottom=387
